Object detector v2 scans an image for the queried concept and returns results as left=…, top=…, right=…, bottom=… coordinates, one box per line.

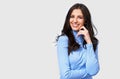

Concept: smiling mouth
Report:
left=72, top=23, right=79, bottom=27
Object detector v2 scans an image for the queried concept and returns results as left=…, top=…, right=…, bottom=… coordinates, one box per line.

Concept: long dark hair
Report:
left=57, top=3, right=98, bottom=55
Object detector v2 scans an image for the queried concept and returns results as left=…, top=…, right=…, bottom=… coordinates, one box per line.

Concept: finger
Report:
left=80, top=27, right=89, bottom=34
left=79, top=26, right=84, bottom=30
left=80, top=26, right=87, bottom=31
left=77, top=31, right=84, bottom=36
left=80, top=28, right=84, bottom=30
left=77, top=31, right=81, bottom=36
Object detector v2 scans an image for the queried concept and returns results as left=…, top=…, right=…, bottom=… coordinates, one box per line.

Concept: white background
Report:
left=0, top=0, right=120, bottom=79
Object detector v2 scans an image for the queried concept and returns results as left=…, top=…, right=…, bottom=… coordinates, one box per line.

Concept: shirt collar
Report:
left=72, top=30, right=83, bottom=44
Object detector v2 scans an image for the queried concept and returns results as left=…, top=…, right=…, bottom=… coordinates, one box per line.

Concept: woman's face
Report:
left=69, top=9, right=84, bottom=31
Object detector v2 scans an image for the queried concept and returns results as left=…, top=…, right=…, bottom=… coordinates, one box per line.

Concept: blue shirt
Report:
left=57, top=31, right=100, bottom=79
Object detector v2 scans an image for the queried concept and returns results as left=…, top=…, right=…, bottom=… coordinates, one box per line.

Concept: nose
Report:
left=73, top=18, right=77, bottom=23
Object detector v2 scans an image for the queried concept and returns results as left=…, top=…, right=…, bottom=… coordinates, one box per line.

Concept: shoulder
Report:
left=57, top=35, right=68, bottom=47
left=58, top=35, right=68, bottom=41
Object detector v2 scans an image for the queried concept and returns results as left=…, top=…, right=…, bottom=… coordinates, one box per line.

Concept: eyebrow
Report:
left=70, top=14, right=83, bottom=17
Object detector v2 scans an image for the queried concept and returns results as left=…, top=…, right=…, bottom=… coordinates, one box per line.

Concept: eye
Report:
left=70, top=15, right=74, bottom=18
left=78, top=16, right=84, bottom=19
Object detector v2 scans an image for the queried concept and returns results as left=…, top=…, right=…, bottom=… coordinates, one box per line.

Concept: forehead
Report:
left=71, top=9, right=83, bottom=15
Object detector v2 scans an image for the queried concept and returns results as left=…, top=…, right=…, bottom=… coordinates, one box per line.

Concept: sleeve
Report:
left=57, top=35, right=88, bottom=79
left=85, top=44, right=100, bottom=76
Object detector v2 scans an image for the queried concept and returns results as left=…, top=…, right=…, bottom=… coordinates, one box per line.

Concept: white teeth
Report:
left=73, top=24, right=79, bottom=27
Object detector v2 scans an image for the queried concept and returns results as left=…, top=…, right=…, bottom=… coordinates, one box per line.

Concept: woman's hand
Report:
left=77, top=26, right=92, bottom=44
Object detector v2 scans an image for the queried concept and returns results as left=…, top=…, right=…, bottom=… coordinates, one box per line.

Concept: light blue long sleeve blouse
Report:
left=57, top=31, right=100, bottom=79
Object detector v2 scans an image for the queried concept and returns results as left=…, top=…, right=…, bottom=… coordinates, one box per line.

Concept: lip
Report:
left=72, top=23, right=79, bottom=27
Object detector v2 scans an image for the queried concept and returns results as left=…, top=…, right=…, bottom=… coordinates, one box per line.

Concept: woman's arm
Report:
left=85, top=44, right=100, bottom=76
left=57, top=35, right=88, bottom=79
left=77, top=26, right=100, bottom=76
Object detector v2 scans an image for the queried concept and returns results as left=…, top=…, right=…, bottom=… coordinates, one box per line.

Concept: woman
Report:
left=56, top=3, right=100, bottom=79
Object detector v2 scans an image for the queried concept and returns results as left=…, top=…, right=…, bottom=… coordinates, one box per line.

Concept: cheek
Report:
left=69, top=19, right=72, bottom=23
left=69, top=19, right=73, bottom=26
left=79, top=20, right=84, bottom=25
left=81, top=22, right=84, bottom=26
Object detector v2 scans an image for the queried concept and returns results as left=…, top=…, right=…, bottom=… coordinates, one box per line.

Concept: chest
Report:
left=69, top=48, right=87, bottom=69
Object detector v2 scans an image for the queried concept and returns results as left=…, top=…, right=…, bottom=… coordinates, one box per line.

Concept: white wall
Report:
left=0, top=0, right=120, bottom=79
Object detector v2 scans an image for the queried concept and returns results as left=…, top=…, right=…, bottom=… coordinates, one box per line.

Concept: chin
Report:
left=72, top=28, right=79, bottom=31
